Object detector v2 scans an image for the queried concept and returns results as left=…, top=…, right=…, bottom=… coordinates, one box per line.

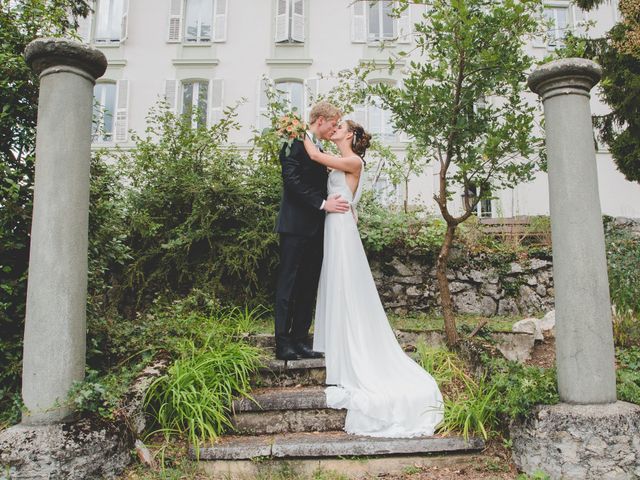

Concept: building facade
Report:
left=78, top=0, right=640, bottom=218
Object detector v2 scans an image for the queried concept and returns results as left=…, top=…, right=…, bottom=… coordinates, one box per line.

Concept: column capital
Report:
left=527, top=58, right=602, bottom=101
left=24, top=38, right=107, bottom=81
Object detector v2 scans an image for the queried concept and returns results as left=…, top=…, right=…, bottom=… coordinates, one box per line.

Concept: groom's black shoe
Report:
left=275, top=343, right=300, bottom=361
left=293, top=342, right=324, bottom=359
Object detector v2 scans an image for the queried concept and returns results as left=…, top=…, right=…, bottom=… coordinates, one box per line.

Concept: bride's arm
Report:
left=303, top=137, right=361, bottom=173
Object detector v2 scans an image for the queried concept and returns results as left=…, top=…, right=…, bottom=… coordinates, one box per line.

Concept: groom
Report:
left=274, top=101, right=349, bottom=360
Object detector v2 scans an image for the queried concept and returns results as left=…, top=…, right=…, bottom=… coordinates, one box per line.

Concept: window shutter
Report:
left=168, top=0, right=183, bottom=42
left=77, top=6, right=93, bottom=43
left=114, top=80, right=129, bottom=142
left=213, top=0, right=228, bottom=42
left=291, top=0, right=304, bottom=42
left=303, top=77, right=319, bottom=122
left=257, top=77, right=273, bottom=132
left=397, top=4, right=411, bottom=43
left=351, top=1, right=367, bottom=43
left=275, top=0, right=290, bottom=42
left=120, top=0, right=129, bottom=42
left=209, top=79, right=224, bottom=125
left=165, top=79, right=178, bottom=112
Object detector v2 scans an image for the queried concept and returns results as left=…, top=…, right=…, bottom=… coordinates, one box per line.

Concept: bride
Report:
left=302, top=120, right=444, bottom=438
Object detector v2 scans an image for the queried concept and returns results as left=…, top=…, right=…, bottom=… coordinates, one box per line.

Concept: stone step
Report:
left=232, top=408, right=347, bottom=435
left=250, top=328, right=536, bottom=364
left=199, top=452, right=483, bottom=479
left=192, top=431, right=485, bottom=460
left=253, top=358, right=326, bottom=388
left=231, top=386, right=343, bottom=435
left=234, top=386, right=326, bottom=412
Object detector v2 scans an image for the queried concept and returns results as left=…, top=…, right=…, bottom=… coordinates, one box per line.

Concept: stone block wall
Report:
left=370, top=253, right=555, bottom=316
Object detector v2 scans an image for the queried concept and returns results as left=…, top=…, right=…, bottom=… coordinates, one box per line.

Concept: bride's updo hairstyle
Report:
left=345, top=120, right=372, bottom=160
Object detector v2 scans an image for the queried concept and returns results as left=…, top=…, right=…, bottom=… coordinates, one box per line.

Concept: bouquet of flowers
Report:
left=277, top=113, right=308, bottom=156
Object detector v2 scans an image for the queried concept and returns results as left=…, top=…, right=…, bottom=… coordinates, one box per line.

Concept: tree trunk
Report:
left=437, top=223, right=459, bottom=346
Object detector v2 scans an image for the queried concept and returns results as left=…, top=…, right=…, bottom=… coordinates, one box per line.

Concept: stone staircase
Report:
left=191, top=335, right=486, bottom=478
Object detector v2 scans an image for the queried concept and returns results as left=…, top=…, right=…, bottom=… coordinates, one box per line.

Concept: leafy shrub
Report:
left=605, top=218, right=640, bottom=316
left=358, top=191, right=446, bottom=256
left=484, top=357, right=559, bottom=420
left=116, top=103, right=281, bottom=308
left=616, top=347, right=640, bottom=405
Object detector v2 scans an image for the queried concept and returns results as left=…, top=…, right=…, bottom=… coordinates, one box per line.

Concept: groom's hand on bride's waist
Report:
left=322, top=194, right=349, bottom=213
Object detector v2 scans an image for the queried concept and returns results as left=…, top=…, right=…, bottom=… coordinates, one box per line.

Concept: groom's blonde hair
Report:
left=309, top=101, right=341, bottom=124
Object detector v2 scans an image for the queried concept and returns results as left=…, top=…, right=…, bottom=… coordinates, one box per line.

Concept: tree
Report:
left=0, top=0, right=90, bottom=421
left=565, top=0, right=640, bottom=183
left=362, top=0, right=545, bottom=345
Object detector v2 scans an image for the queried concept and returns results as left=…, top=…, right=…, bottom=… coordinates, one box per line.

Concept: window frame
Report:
left=93, top=0, right=127, bottom=44
left=181, top=79, right=210, bottom=129
left=92, top=81, right=117, bottom=144
left=367, top=0, right=397, bottom=43
left=183, top=0, right=214, bottom=43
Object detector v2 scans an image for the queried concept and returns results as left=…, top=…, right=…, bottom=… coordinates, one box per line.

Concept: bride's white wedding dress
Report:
left=313, top=163, right=444, bottom=438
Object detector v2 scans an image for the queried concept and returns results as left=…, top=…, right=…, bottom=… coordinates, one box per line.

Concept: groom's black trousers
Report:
left=275, top=230, right=324, bottom=346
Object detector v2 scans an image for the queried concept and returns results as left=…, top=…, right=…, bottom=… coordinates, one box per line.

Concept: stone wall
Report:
left=370, top=253, right=555, bottom=316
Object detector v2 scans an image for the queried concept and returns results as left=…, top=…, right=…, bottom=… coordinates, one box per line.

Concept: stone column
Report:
left=527, top=58, right=616, bottom=404
left=509, top=59, right=640, bottom=479
left=21, top=38, right=107, bottom=424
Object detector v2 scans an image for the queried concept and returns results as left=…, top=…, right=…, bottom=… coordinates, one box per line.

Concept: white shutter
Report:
left=209, top=79, right=224, bottom=125
left=351, top=1, right=367, bottom=43
left=291, top=0, right=304, bottom=42
left=77, top=6, right=93, bottom=43
left=213, top=0, right=228, bottom=42
left=257, top=77, right=272, bottom=132
left=397, top=3, right=411, bottom=43
left=275, top=0, right=290, bottom=42
left=168, top=0, right=183, bottom=42
left=115, top=79, right=129, bottom=142
left=303, top=77, right=319, bottom=122
left=165, top=79, right=178, bottom=112
left=120, top=0, right=129, bottom=42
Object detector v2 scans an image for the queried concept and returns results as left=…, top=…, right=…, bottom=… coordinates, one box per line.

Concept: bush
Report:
left=116, top=103, right=281, bottom=308
left=605, top=218, right=640, bottom=316
left=358, top=191, right=446, bottom=257
left=616, top=347, right=640, bottom=405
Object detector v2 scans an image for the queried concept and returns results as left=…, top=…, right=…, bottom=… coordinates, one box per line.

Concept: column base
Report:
left=0, top=418, right=131, bottom=479
left=510, top=402, right=640, bottom=479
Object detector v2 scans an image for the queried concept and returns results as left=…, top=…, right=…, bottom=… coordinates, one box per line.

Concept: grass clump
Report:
left=416, top=344, right=497, bottom=439
left=144, top=327, right=263, bottom=448
left=416, top=343, right=560, bottom=440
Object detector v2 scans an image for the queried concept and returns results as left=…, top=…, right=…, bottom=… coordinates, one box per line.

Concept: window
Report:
left=464, top=184, right=492, bottom=218
left=368, top=0, right=396, bottom=41
left=352, top=1, right=410, bottom=44
left=544, top=4, right=569, bottom=48
left=182, top=80, right=209, bottom=128
left=275, top=80, right=304, bottom=115
left=94, top=0, right=127, bottom=43
left=92, top=82, right=116, bottom=142
left=368, top=95, right=396, bottom=142
left=168, top=0, right=227, bottom=43
left=275, top=0, right=304, bottom=43
left=372, top=174, right=397, bottom=206
left=184, top=0, right=213, bottom=42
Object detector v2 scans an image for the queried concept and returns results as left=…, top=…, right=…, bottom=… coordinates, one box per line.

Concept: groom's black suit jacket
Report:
left=276, top=139, right=328, bottom=237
